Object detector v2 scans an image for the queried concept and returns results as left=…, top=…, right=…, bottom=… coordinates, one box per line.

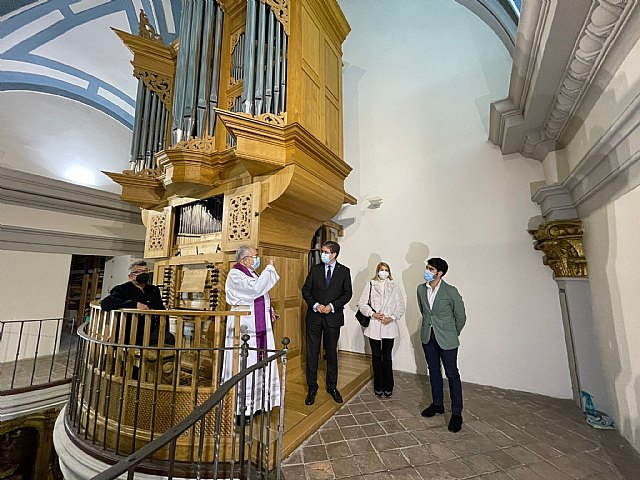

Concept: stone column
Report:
left=529, top=220, right=608, bottom=411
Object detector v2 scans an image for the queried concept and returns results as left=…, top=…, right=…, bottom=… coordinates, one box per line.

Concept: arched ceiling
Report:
left=0, top=0, right=519, bottom=192
left=0, top=0, right=180, bottom=128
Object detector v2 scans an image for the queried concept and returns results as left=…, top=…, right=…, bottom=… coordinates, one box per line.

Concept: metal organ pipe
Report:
left=171, top=0, right=224, bottom=145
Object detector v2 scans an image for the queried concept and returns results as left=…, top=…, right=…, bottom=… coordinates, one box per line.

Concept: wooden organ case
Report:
left=105, top=0, right=352, bottom=377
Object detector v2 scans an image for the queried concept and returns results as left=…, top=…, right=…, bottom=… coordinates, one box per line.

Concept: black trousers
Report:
left=306, top=317, right=341, bottom=392
left=422, top=331, right=463, bottom=415
left=369, top=337, right=395, bottom=393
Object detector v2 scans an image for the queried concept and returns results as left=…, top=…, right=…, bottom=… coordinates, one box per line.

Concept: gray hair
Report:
left=128, top=260, right=148, bottom=275
left=236, top=245, right=254, bottom=263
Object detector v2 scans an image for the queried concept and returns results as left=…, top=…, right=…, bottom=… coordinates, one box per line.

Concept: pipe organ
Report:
left=105, top=0, right=353, bottom=431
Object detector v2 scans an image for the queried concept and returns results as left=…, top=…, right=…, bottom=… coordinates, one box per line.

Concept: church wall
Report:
left=336, top=0, right=572, bottom=399
left=583, top=184, right=640, bottom=453
left=0, top=250, right=71, bottom=362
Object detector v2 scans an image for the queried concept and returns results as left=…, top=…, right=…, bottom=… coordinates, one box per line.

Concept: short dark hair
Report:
left=427, top=257, right=448, bottom=276
left=322, top=240, right=340, bottom=258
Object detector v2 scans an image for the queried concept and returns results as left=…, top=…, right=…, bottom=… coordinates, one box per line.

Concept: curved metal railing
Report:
left=92, top=334, right=289, bottom=480
left=65, top=304, right=288, bottom=478
left=0, top=317, right=76, bottom=393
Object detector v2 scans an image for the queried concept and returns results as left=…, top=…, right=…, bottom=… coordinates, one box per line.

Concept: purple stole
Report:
left=232, top=263, right=268, bottom=358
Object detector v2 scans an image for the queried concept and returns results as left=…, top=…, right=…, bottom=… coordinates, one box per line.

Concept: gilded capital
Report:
left=529, top=220, right=587, bottom=278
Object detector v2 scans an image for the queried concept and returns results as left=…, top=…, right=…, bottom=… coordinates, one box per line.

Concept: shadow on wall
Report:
left=596, top=204, right=637, bottom=452
left=350, top=253, right=383, bottom=355
left=402, top=242, right=430, bottom=374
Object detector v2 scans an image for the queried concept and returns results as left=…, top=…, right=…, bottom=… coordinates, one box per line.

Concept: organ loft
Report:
left=106, top=0, right=353, bottom=374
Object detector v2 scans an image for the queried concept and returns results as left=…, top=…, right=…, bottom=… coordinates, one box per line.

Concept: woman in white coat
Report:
left=357, top=262, right=405, bottom=397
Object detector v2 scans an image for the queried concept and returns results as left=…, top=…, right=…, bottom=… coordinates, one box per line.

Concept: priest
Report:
left=222, top=245, right=281, bottom=416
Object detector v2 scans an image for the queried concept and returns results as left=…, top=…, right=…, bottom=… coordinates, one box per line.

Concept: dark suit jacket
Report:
left=100, top=282, right=173, bottom=345
left=302, top=262, right=353, bottom=328
left=101, top=282, right=165, bottom=311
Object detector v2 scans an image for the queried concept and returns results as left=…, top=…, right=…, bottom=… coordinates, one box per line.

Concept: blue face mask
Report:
left=424, top=270, right=435, bottom=282
left=252, top=256, right=260, bottom=270
left=321, top=252, right=331, bottom=264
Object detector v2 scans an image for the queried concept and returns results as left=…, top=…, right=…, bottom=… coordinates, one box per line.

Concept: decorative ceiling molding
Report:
left=0, top=166, right=142, bottom=224
left=531, top=90, right=640, bottom=220
left=522, top=0, right=634, bottom=160
left=490, top=0, right=637, bottom=160
left=0, top=225, right=145, bottom=257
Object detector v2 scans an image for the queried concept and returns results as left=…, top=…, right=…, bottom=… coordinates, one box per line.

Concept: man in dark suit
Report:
left=302, top=241, right=352, bottom=405
left=101, top=260, right=175, bottom=346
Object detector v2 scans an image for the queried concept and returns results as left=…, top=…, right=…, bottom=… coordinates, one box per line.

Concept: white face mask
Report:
left=378, top=270, right=389, bottom=280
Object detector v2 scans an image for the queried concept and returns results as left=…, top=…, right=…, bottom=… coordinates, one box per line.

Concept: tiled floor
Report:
left=282, top=371, right=640, bottom=479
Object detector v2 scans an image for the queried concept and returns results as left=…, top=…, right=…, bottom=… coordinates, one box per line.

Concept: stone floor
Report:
left=282, top=371, right=640, bottom=479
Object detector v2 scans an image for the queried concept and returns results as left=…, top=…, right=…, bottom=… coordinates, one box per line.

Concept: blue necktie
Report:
left=325, top=266, right=332, bottom=287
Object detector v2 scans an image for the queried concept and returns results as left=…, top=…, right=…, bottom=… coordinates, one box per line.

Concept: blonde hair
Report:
left=372, top=261, right=392, bottom=280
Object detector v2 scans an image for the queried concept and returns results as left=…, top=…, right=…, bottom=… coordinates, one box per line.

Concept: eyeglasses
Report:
left=242, top=255, right=258, bottom=260
left=130, top=270, right=148, bottom=275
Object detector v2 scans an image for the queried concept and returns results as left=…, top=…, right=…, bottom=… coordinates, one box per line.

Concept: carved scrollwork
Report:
left=133, top=68, right=172, bottom=107
left=138, top=9, right=163, bottom=43
left=147, top=212, right=168, bottom=252
left=122, top=168, right=162, bottom=179
left=529, top=220, right=588, bottom=277
left=174, top=135, right=216, bottom=154
left=226, top=194, right=253, bottom=242
left=261, top=0, right=289, bottom=35
left=255, top=112, right=286, bottom=126
left=523, top=0, right=630, bottom=156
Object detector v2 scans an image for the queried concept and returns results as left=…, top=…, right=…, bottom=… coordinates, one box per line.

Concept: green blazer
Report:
left=417, top=280, right=466, bottom=350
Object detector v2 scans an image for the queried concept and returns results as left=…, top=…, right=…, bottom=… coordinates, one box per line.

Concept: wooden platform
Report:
left=279, top=350, right=372, bottom=459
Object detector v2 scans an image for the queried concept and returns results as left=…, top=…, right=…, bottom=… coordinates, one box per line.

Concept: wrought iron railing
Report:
left=0, top=317, right=76, bottom=393
left=65, top=304, right=288, bottom=479
left=92, top=334, right=289, bottom=480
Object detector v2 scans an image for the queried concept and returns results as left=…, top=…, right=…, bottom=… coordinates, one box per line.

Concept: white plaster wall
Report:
left=583, top=185, right=640, bottom=453
left=337, top=0, right=572, bottom=398
left=0, top=250, right=71, bottom=362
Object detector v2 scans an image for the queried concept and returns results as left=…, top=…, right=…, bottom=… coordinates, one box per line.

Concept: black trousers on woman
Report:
left=369, top=337, right=395, bottom=394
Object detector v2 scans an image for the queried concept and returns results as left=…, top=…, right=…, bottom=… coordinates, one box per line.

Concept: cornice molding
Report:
left=531, top=90, right=640, bottom=219
left=522, top=0, right=635, bottom=160
left=490, top=0, right=637, bottom=159
left=0, top=225, right=144, bottom=256
left=0, top=167, right=143, bottom=224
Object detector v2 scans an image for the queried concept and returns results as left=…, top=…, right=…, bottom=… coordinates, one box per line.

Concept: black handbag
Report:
left=356, top=282, right=375, bottom=328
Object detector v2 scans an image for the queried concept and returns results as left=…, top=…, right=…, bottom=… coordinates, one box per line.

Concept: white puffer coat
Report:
left=357, top=278, right=405, bottom=340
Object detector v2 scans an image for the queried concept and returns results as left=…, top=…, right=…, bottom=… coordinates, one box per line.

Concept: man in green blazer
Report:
left=417, top=257, right=466, bottom=432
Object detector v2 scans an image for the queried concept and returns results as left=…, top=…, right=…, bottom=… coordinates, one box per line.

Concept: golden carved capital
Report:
left=529, top=220, right=587, bottom=278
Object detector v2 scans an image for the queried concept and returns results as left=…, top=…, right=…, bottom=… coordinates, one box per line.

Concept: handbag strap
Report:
left=367, top=282, right=376, bottom=312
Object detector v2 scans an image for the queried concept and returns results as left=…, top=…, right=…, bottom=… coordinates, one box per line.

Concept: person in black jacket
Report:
left=101, top=260, right=175, bottom=346
left=302, top=241, right=352, bottom=405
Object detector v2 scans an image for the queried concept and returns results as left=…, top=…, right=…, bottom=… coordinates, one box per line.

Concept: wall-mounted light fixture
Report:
left=366, top=196, right=383, bottom=209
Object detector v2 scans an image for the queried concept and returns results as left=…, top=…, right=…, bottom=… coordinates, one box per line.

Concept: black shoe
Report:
left=421, top=404, right=445, bottom=417
left=374, top=390, right=384, bottom=398
left=383, top=391, right=393, bottom=398
left=327, top=388, right=343, bottom=403
left=448, top=414, right=463, bottom=432
left=305, top=391, right=317, bottom=405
